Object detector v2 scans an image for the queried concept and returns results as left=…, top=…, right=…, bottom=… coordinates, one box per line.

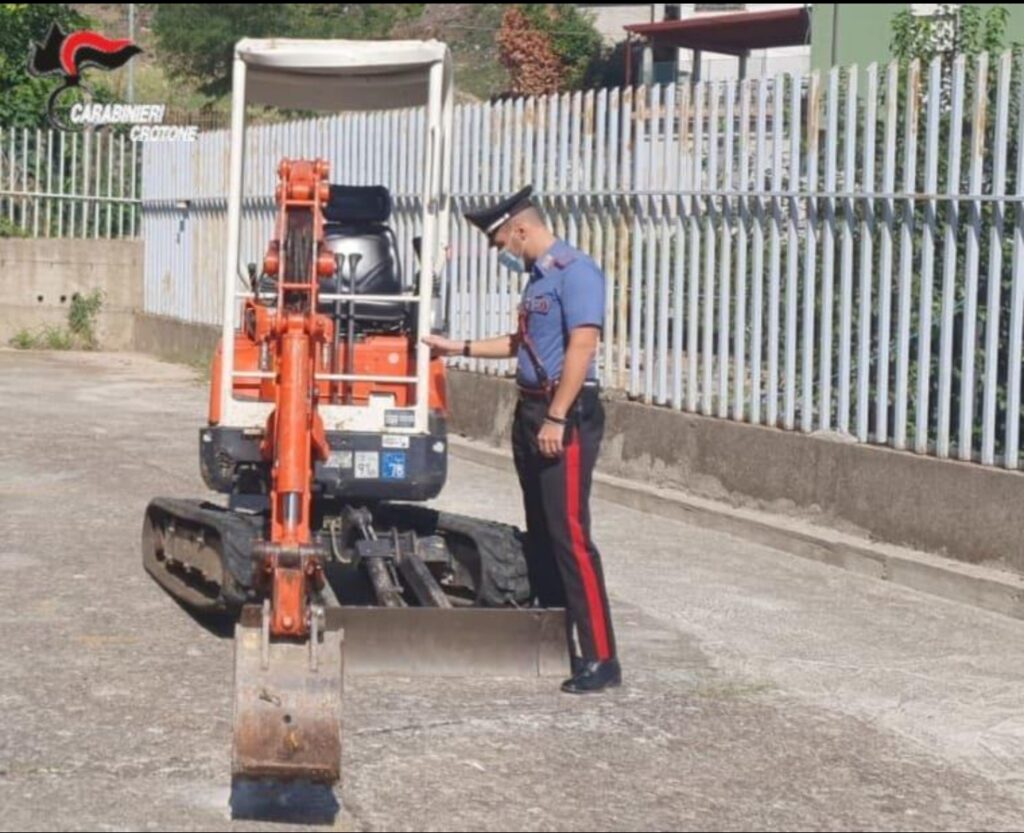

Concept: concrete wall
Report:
left=446, top=370, right=1024, bottom=575
left=0, top=238, right=142, bottom=350
left=679, top=45, right=811, bottom=81
left=132, top=312, right=219, bottom=367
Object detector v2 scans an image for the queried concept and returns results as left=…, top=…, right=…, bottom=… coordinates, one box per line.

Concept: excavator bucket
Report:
left=231, top=604, right=566, bottom=784
left=232, top=605, right=344, bottom=784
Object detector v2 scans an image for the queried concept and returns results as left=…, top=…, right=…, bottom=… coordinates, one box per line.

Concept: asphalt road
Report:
left=2, top=349, right=1023, bottom=831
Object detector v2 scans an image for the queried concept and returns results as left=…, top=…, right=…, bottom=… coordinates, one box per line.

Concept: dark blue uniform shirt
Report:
left=516, top=239, right=605, bottom=388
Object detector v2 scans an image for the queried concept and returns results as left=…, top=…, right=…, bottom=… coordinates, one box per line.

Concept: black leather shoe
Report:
left=561, top=658, right=622, bottom=694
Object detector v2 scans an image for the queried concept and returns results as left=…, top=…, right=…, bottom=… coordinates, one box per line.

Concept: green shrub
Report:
left=0, top=217, right=27, bottom=238
left=68, top=290, right=104, bottom=349
left=42, top=326, right=73, bottom=351
left=9, top=329, right=39, bottom=349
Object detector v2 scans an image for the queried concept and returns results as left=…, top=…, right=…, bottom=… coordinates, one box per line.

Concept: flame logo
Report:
left=29, top=22, right=142, bottom=81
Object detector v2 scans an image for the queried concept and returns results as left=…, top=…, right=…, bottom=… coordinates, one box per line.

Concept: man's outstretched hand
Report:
left=421, top=334, right=463, bottom=358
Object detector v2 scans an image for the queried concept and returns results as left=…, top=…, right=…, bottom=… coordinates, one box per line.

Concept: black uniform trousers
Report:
left=511, top=386, right=617, bottom=663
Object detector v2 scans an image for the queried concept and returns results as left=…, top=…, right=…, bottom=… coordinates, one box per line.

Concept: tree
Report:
left=151, top=5, right=294, bottom=99
left=390, top=4, right=510, bottom=101
left=497, top=6, right=563, bottom=95
left=0, top=4, right=88, bottom=127
left=497, top=4, right=602, bottom=95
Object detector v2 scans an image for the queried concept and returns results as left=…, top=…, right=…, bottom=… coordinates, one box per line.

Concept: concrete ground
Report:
left=2, top=349, right=1024, bottom=832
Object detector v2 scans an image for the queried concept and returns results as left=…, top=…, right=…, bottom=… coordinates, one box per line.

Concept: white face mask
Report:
left=498, top=235, right=527, bottom=273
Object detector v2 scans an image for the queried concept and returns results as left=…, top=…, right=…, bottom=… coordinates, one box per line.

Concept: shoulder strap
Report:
left=517, top=303, right=552, bottom=392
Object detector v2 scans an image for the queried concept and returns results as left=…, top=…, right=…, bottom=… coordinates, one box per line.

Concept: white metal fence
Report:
left=140, top=52, right=1024, bottom=470
left=0, top=127, right=141, bottom=238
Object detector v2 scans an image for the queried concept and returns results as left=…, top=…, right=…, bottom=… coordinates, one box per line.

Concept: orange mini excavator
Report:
left=142, top=39, right=565, bottom=786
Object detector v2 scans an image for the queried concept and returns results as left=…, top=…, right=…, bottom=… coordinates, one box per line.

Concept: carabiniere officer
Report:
left=423, top=185, right=620, bottom=694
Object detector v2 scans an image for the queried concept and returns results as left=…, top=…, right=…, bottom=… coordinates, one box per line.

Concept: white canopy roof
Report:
left=236, top=38, right=451, bottom=112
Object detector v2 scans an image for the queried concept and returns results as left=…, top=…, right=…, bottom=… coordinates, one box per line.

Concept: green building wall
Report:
left=811, top=4, right=909, bottom=73
left=811, top=3, right=1024, bottom=74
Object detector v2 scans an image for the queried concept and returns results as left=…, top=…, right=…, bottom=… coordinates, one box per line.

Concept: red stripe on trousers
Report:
left=565, top=433, right=610, bottom=661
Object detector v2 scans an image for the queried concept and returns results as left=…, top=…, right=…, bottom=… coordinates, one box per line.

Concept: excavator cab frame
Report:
left=218, top=38, right=453, bottom=436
